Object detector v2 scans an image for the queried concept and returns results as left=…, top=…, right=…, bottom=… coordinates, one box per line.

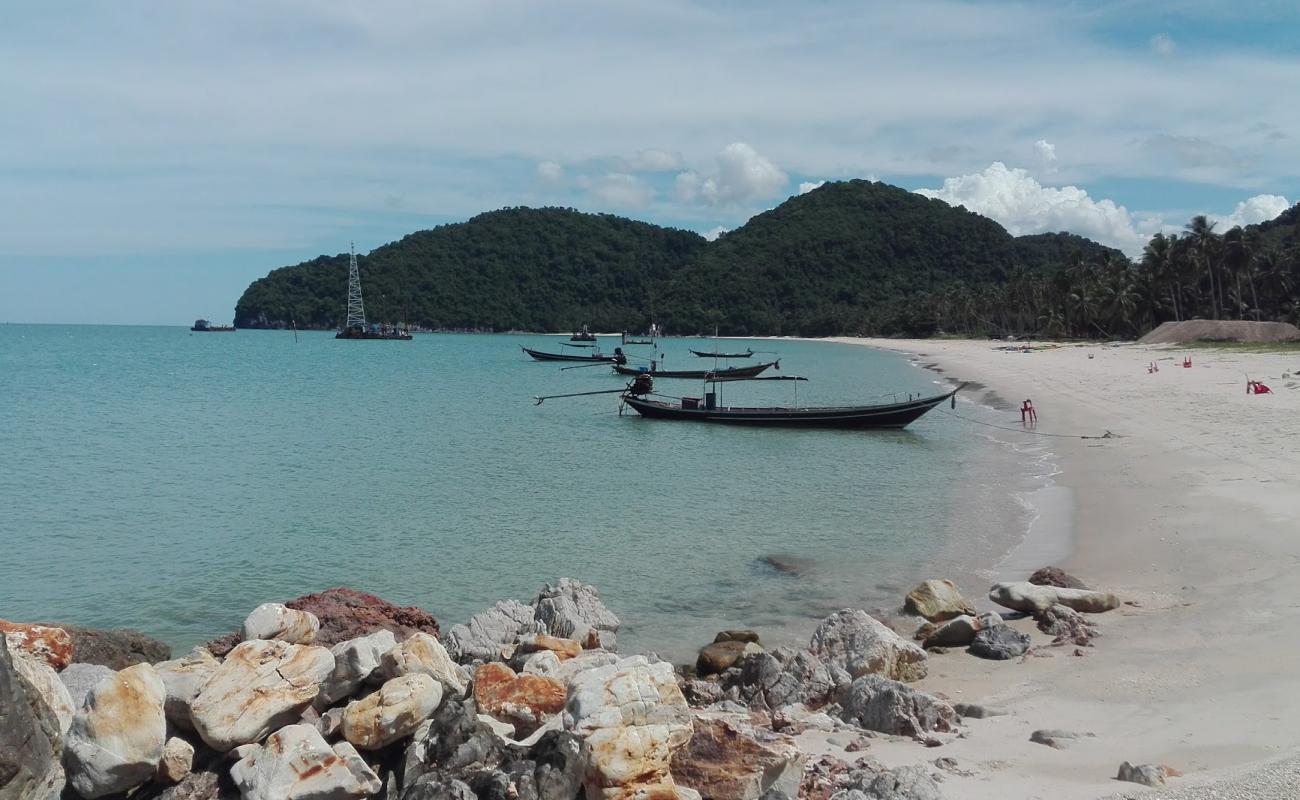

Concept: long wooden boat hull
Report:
left=336, top=331, right=413, bottom=340
left=523, top=346, right=624, bottom=363
left=620, top=387, right=959, bottom=429
left=612, top=361, right=776, bottom=380
left=689, top=349, right=753, bottom=358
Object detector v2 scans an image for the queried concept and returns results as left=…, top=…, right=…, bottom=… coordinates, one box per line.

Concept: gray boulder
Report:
left=1029, top=729, right=1093, bottom=749
left=724, top=649, right=837, bottom=711
left=154, top=648, right=221, bottom=730
left=1, top=631, right=65, bottom=800
left=1036, top=604, right=1099, bottom=647
left=59, top=663, right=116, bottom=710
left=835, top=675, right=957, bottom=738
left=1116, top=761, right=1167, bottom=787
left=967, top=626, right=1030, bottom=660
left=532, top=578, right=620, bottom=650
left=446, top=601, right=543, bottom=664
left=810, top=610, right=927, bottom=682
left=988, top=582, right=1118, bottom=615
left=920, top=615, right=980, bottom=649
left=862, top=765, right=944, bottom=800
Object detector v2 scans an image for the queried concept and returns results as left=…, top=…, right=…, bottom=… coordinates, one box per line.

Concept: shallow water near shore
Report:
left=1, top=325, right=1044, bottom=659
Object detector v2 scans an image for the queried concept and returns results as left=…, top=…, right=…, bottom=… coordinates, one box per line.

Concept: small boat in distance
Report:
left=570, top=325, right=597, bottom=342
left=620, top=382, right=965, bottom=429
left=622, top=322, right=661, bottom=346
left=690, top=347, right=754, bottom=359
left=191, top=319, right=235, bottom=332
left=611, top=360, right=777, bottom=380
left=335, top=243, right=413, bottom=340
left=522, top=345, right=627, bottom=364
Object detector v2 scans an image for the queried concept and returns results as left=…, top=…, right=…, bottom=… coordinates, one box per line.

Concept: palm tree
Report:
left=1141, top=233, right=1181, bottom=321
left=1185, top=215, right=1221, bottom=319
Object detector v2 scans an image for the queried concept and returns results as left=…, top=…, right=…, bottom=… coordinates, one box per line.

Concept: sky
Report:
left=2, top=1, right=1299, bottom=325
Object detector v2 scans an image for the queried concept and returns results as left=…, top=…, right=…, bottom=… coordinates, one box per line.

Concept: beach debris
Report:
left=810, top=609, right=928, bottom=682
left=0, top=631, right=65, bottom=800
left=564, top=655, right=693, bottom=800
left=446, top=599, right=544, bottom=663
left=1036, top=604, right=1100, bottom=647
left=10, top=648, right=75, bottom=734
left=240, top=603, right=321, bottom=645
left=342, top=673, right=443, bottom=750
left=154, top=647, right=221, bottom=730
left=952, top=702, right=1008, bottom=719
left=670, top=717, right=805, bottom=800
left=533, top=577, right=621, bottom=651
left=904, top=580, right=977, bottom=622
left=64, top=663, right=167, bottom=799
left=1116, top=761, right=1174, bottom=787
left=1027, top=566, right=1088, bottom=590
left=380, top=632, right=466, bottom=694
left=229, top=724, right=381, bottom=800
left=988, top=582, right=1119, bottom=615
left=967, top=626, right=1031, bottom=660
left=697, top=640, right=763, bottom=676
left=156, top=736, right=194, bottom=784
left=0, top=619, right=75, bottom=670
left=834, top=675, right=958, bottom=739
left=59, top=663, right=115, bottom=710
left=190, top=639, right=334, bottom=751
left=472, top=662, right=565, bottom=737
left=318, top=629, right=398, bottom=706
left=1029, top=729, right=1094, bottom=749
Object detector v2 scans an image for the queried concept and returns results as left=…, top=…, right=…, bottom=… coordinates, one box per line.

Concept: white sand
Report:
left=826, top=338, right=1300, bottom=799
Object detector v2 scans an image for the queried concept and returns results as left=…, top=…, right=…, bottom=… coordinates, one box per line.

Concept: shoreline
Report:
left=829, top=336, right=1300, bottom=798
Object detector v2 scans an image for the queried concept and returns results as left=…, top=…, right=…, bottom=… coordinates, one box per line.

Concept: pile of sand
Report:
left=1138, top=319, right=1300, bottom=344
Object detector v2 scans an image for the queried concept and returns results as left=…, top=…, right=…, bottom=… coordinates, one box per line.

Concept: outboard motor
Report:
left=629, top=373, right=654, bottom=396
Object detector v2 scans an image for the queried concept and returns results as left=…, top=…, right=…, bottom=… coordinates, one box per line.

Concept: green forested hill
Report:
left=238, top=179, right=1246, bottom=338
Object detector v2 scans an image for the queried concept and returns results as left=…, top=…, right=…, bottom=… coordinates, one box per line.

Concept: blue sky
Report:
left=2, top=1, right=1298, bottom=324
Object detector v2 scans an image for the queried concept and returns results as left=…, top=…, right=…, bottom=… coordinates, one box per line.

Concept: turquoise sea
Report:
left=0, top=325, right=1046, bottom=659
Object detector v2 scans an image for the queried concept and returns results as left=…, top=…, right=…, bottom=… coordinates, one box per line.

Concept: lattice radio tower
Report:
left=345, top=242, right=366, bottom=328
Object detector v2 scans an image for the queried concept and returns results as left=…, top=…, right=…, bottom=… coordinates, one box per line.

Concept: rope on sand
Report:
left=936, top=408, right=1120, bottom=440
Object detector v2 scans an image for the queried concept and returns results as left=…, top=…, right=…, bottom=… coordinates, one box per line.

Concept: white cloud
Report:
left=1034, top=139, right=1058, bottom=173
left=583, top=172, right=653, bottom=209
left=627, top=149, right=683, bottom=172
left=536, top=160, right=564, bottom=184
left=1150, top=33, right=1176, bottom=57
left=1212, top=194, right=1291, bottom=229
left=916, top=162, right=1151, bottom=254
left=675, top=142, right=788, bottom=206
left=799, top=180, right=826, bottom=195
left=702, top=226, right=729, bottom=241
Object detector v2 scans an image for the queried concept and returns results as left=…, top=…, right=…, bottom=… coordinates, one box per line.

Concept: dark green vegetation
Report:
left=235, top=180, right=1300, bottom=338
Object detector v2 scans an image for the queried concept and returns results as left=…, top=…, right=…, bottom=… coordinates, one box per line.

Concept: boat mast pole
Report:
left=345, top=242, right=366, bottom=329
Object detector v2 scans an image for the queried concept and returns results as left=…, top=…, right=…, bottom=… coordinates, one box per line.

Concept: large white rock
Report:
left=319, top=630, right=398, bottom=706
left=230, top=724, right=381, bottom=800
left=341, top=673, right=443, bottom=750
left=534, top=578, right=620, bottom=650
left=190, top=639, right=334, bottom=752
left=64, top=663, right=167, bottom=799
left=988, top=582, right=1119, bottom=614
left=564, top=655, right=693, bottom=800
left=241, top=603, right=321, bottom=645
left=154, top=647, right=220, bottom=730
left=446, top=600, right=544, bottom=663
left=808, top=609, right=928, bottom=682
left=12, top=649, right=75, bottom=734
left=379, top=633, right=465, bottom=694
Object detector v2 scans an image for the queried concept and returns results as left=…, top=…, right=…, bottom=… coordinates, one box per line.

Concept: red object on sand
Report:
left=1021, top=399, right=1037, bottom=424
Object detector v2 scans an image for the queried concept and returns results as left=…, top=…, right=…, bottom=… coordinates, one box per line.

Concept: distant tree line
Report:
left=233, top=181, right=1300, bottom=339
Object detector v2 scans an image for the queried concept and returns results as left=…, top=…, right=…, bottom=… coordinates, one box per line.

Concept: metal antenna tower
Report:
left=345, top=241, right=366, bottom=328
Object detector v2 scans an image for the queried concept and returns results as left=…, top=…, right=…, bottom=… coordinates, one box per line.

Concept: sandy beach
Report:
left=822, top=337, right=1300, bottom=798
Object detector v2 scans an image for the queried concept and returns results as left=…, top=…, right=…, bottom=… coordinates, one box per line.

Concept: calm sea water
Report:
left=0, top=325, right=1043, bottom=659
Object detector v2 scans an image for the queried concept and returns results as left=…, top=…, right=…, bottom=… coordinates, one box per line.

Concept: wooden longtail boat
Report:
left=522, top=346, right=626, bottom=364
left=611, top=360, right=777, bottom=380
left=620, top=383, right=964, bottom=429
left=689, top=348, right=754, bottom=358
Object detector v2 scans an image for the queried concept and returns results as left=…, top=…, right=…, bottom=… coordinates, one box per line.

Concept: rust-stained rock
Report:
left=516, top=633, right=583, bottom=661
left=341, top=674, right=443, bottom=750
left=241, top=603, right=320, bottom=645
left=380, top=632, right=465, bottom=695
left=0, top=619, right=74, bottom=670
left=65, top=662, right=168, bottom=798
left=1, top=631, right=65, bottom=800
left=564, top=655, right=693, bottom=800
left=155, top=647, right=221, bottom=730
left=472, top=663, right=566, bottom=737
left=157, top=736, right=194, bottom=784
left=809, top=609, right=928, bottom=683
left=671, top=717, right=805, bottom=800
left=229, top=724, right=381, bottom=800
left=190, top=639, right=334, bottom=752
